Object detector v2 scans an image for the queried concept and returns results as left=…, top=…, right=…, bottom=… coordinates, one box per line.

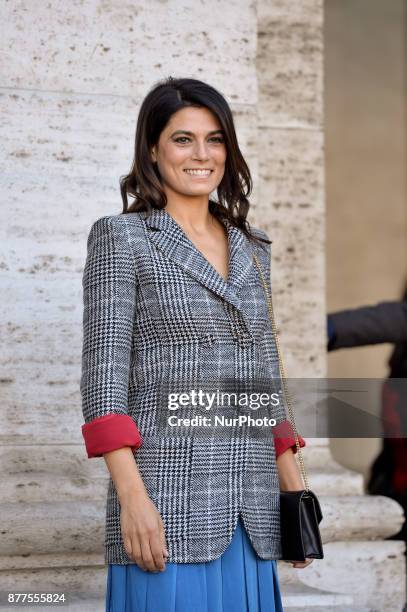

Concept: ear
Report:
left=151, top=147, right=157, bottom=163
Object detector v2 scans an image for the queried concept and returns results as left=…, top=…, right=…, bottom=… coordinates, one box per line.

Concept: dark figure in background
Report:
left=327, top=287, right=407, bottom=548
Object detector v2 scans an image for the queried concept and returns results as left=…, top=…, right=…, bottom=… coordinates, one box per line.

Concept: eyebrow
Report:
left=170, top=129, right=225, bottom=137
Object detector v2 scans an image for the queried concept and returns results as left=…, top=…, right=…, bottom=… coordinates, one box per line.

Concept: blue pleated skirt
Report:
left=105, top=517, right=284, bottom=612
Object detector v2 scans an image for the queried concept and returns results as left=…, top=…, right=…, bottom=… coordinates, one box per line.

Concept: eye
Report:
left=173, top=136, right=225, bottom=144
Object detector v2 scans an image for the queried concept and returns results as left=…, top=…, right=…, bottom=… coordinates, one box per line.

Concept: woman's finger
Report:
left=159, top=520, right=169, bottom=558
left=140, top=532, right=158, bottom=572
left=149, top=530, right=166, bottom=572
left=123, top=535, right=132, bottom=560
left=131, top=534, right=146, bottom=571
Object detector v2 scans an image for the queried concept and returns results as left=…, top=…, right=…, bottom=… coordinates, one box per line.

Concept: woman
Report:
left=80, top=77, right=312, bottom=612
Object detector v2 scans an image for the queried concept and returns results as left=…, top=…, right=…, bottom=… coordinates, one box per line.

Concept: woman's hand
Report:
left=120, top=489, right=169, bottom=572
left=102, top=447, right=169, bottom=573
left=276, top=446, right=314, bottom=569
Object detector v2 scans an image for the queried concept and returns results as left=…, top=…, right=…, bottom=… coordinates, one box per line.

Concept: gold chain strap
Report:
left=252, top=252, right=310, bottom=492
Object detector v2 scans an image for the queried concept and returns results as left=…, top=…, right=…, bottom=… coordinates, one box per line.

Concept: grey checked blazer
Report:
left=80, top=206, right=291, bottom=565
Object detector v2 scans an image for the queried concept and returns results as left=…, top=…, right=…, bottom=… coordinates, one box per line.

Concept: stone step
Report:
left=0, top=444, right=368, bottom=508
left=307, top=466, right=363, bottom=496
left=0, top=494, right=404, bottom=557
left=0, top=553, right=105, bottom=572
left=299, top=446, right=364, bottom=495
left=0, top=581, right=372, bottom=612
left=1, top=443, right=336, bottom=475
left=300, top=444, right=343, bottom=469
left=2, top=474, right=108, bottom=504
left=281, top=583, right=365, bottom=608
left=0, top=446, right=106, bottom=479
left=317, top=494, right=405, bottom=542
left=0, top=542, right=404, bottom=611
left=285, top=604, right=374, bottom=612
left=64, top=598, right=105, bottom=612
left=1, top=462, right=363, bottom=504
left=0, top=595, right=373, bottom=612
left=1, top=444, right=364, bottom=505
left=0, top=597, right=106, bottom=612
left=0, top=565, right=106, bottom=601
left=286, top=540, right=407, bottom=612
left=65, top=598, right=105, bottom=612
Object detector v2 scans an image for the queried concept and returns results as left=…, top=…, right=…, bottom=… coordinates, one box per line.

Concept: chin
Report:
left=184, top=190, right=213, bottom=197
left=179, top=183, right=214, bottom=195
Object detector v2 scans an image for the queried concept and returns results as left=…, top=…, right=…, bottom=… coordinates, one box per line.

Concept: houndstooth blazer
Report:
left=80, top=206, right=305, bottom=565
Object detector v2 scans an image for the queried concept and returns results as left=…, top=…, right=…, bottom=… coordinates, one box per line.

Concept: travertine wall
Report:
left=256, top=0, right=325, bottom=379
left=1, top=0, right=259, bottom=454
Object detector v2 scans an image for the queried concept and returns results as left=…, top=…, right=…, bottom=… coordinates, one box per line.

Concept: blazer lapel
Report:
left=143, top=207, right=255, bottom=313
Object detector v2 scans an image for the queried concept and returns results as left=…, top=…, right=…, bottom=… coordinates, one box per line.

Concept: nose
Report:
left=191, top=140, right=210, bottom=161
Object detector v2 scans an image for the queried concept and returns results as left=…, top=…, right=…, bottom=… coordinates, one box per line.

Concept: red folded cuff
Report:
left=273, top=419, right=306, bottom=458
left=81, top=413, right=143, bottom=458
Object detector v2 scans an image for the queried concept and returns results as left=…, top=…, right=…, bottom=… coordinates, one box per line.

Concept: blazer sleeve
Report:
left=255, top=229, right=306, bottom=459
left=80, top=215, right=143, bottom=458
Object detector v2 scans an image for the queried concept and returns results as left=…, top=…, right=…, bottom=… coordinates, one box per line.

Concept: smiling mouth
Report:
left=183, top=169, right=213, bottom=176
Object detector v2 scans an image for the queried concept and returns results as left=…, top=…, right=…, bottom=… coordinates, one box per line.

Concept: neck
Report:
left=164, top=198, right=216, bottom=233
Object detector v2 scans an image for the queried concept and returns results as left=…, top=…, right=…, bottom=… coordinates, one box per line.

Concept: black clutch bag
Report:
left=253, top=253, right=324, bottom=562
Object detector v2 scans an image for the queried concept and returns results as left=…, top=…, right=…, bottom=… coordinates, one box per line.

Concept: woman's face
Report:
left=151, top=106, right=227, bottom=199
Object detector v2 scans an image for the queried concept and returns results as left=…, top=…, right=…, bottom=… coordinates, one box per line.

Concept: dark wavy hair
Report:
left=120, top=76, right=270, bottom=247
